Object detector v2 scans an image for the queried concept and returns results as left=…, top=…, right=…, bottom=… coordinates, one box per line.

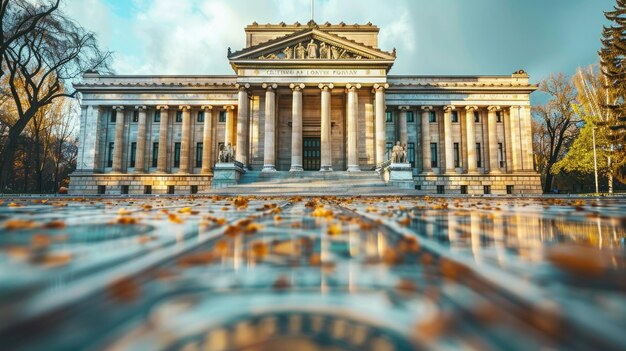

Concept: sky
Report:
left=62, top=0, right=615, bottom=96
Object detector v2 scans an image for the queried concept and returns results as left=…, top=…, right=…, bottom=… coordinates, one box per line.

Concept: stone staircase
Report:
left=207, top=171, right=420, bottom=196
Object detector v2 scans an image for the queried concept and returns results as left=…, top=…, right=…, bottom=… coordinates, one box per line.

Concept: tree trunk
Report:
left=543, top=172, right=554, bottom=194
left=0, top=108, right=37, bottom=192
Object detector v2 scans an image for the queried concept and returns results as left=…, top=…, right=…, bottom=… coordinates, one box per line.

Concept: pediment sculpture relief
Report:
left=258, top=39, right=364, bottom=60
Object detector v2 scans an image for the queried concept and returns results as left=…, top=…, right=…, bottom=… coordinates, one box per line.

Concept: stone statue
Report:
left=219, top=143, right=235, bottom=163
left=391, top=141, right=406, bottom=163
left=330, top=46, right=340, bottom=59
left=319, top=42, right=330, bottom=59
left=295, top=43, right=305, bottom=59
left=402, top=143, right=408, bottom=163
left=283, top=46, right=293, bottom=59
left=306, top=39, right=318, bottom=58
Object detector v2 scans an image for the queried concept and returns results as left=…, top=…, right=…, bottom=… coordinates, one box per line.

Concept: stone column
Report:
left=487, top=106, right=501, bottom=173
left=421, top=106, right=432, bottom=173
left=289, top=83, right=305, bottom=172
left=443, top=105, right=455, bottom=173
left=156, top=105, right=169, bottom=173
left=201, top=105, right=213, bottom=174
left=224, top=106, right=235, bottom=146
left=178, top=105, right=191, bottom=174
left=465, top=106, right=478, bottom=173
left=373, top=84, right=388, bottom=164
left=346, top=83, right=361, bottom=172
left=111, top=106, right=125, bottom=173
left=77, top=105, right=102, bottom=173
left=134, top=106, right=147, bottom=173
left=520, top=106, right=533, bottom=170
left=262, top=83, right=277, bottom=172
left=509, top=106, right=521, bottom=171
left=398, top=106, right=409, bottom=145
left=319, top=83, right=334, bottom=171
left=236, top=84, right=250, bottom=165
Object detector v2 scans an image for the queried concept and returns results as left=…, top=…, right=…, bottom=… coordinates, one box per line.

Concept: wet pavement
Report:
left=0, top=196, right=625, bottom=351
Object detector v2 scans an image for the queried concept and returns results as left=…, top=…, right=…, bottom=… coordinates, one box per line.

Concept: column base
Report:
left=154, top=170, right=169, bottom=174
left=346, top=165, right=361, bottom=172
left=319, top=166, right=333, bottom=172
left=421, top=169, right=434, bottom=175
left=262, top=166, right=277, bottom=172
left=289, top=165, right=303, bottom=172
left=134, top=169, right=145, bottom=174
left=444, top=169, right=456, bottom=175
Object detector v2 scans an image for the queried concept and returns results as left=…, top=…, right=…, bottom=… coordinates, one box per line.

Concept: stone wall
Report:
left=413, top=172, right=542, bottom=195
left=69, top=174, right=212, bottom=195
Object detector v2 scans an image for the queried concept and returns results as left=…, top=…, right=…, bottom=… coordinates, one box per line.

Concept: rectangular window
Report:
left=429, top=111, right=436, bottom=123
left=190, top=185, right=198, bottom=194
left=476, top=143, right=482, bottom=168
left=218, top=111, right=227, bottom=123
left=110, top=110, right=117, bottom=123
left=175, top=110, right=183, bottom=123
left=152, top=142, right=159, bottom=167
left=196, top=142, right=203, bottom=168
left=174, top=142, right=181, bottom=167
left=408, top=142, right=415, bottom=167
left=386, top=142, right=393, bottom=160
left=132, top=110, right=139, bottom=123
left=129, top=142, right=137, bottom=167
left=436, top=185, right=445, bottom=194
left=430, top=143, right=438, bottom=168
left=154, top=110, right=161, bottom=123
left=97, top=185, right=106, bottom=195
left=484, top=185, right=491, bottom=195
left=506, top=185, right=514, bottom=194
left=498, top=143, right=504, bottom=168
left=386, top=111, right=393, bottom=123
left=144, top=185, right=152, bottom=195
left=167, top=185, right=175, bottom=194
left=474, top=111, right=480, bottom=123
left=121, top=185, right=129, bottom=195
left=451, top=111, right=459, bottom=123
left=406, top=111, right=414, bottom=123
left=197, top=111, right=204, bottom=123
left=496, top=111, right=502, bottom=123
left=460, top=185, right=468, bottom=194
left=453, top=142, right=460, bottom=168
left=107, top=142, right=114, bottom=167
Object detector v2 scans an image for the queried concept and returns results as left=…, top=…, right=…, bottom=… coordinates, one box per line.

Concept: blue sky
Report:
left=63, top=0, right=614, bottom=90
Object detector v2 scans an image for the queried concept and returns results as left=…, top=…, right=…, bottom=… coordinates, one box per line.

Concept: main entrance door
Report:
left=303, top=137, right=321, bottom=170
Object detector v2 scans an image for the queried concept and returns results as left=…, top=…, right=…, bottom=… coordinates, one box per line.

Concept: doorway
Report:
left=303, top=137, right=321, bottom=170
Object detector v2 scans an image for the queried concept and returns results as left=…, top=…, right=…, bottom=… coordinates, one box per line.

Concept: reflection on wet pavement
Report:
left=0, top=196, right=625, bottom=350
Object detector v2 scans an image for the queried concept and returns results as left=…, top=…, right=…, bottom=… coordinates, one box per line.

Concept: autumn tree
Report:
left=0, top=0, right=111, bottom=191
left=532, top=73, right=580, bottom=193
left=600, top=0, right=626, bottom=183
left=552, top=65, right=618, bottom=192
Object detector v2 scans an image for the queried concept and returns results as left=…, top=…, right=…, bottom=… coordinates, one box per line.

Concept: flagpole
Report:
left=311, top=0, right=314, bottom=21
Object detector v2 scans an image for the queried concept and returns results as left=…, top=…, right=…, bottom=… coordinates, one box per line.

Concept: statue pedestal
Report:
left=212, top=162, right=246, bottom=189
left=387, top=162, right=414, bottom=189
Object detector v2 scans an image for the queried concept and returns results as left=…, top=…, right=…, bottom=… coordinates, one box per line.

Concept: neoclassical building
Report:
left=70, top=21, right=541, bottom=195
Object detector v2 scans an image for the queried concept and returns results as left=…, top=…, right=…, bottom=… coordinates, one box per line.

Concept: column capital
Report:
left=112, top=106, right=124, bottom=111
left=224, top=105, right=235, bottom=111
left=134, top=105, right=147, bottom=111
left=488, top=105, right=501, bottom=111
left=421, top=106, right=433, bottom=111
left=373, top=83, right=389, bottom=91
left=398, top=105, right=411, bottom=110
left=156, top=105, right=169, bottom=110
left=201, top=105, right=213, bottom=110
left=444, top=105, right=456, bottom=112
left=262, top=83, right=278, bottom=90
left=289, top=83, right=306, bottom=91
left=235, top=83, right=250, bottom=90
left=465, top=106, right=479, bottom=111
left=346, top=83, right=361, bottom=91
left=318, top=83, right=334, bottom=90
left=178, top=105, right=191, bottom=111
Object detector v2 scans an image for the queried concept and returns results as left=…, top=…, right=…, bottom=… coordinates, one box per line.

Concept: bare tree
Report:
left=532, top=73, right=580, bottom=193
left=0, top=0, right=111, bottom=191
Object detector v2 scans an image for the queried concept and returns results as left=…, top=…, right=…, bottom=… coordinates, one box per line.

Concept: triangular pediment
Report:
left=228, top=28, right=396, bottom=62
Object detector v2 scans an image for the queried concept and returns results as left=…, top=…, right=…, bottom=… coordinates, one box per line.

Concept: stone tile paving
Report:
left=0, top=196, right=625, bottom=350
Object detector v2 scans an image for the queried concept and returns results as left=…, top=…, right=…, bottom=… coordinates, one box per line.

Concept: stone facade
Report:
left=70, top=21, right=542, bottom=195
